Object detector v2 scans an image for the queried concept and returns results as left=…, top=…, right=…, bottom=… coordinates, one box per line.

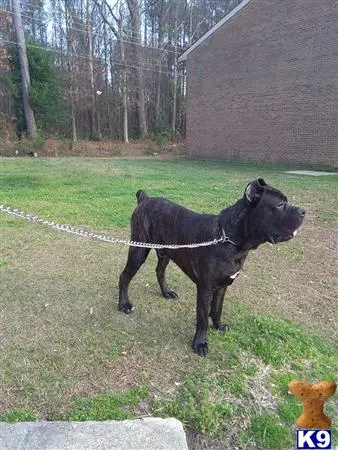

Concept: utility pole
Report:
left=12, top=0, right=37, bottom=138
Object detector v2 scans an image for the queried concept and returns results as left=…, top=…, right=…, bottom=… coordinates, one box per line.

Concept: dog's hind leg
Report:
left=118, top=247, right=150, bottom=314
left=155, top=251, right=178, bottom=299
left=209, top=288, right=230, bottom=332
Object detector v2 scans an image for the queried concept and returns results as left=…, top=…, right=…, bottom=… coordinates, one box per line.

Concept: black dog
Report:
left=118, top=179, right=305, bottom=356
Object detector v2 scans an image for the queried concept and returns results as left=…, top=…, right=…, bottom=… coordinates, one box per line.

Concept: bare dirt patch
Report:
left=0, top=138, right=186, bottom=158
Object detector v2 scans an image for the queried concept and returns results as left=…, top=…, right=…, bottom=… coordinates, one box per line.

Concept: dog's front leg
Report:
left=192, top=285, right=213, bottom=356
left=210, top=287, right=230, bottom=332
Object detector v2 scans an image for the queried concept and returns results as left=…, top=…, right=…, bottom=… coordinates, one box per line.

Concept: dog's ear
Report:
left=245, top=179, right=266, bottom=204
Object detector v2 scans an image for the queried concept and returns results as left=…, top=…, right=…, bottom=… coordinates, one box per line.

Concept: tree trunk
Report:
left=136, top=67, right=147, bottom=138
left=122, top=69, right=129, bottom=143
left=172, top=7, right=178, bottom=138
left=93, top=0, right=129, bottom=142
left=65, top=4, right=77, bottom=142
left=87, top=9, right=99, bottom=140
left=155, top=20, right=164, bottom=127
left=71, top=102, right=77, bottom=142
left=119, top=28, right=129, bottom=143
left=103, top=19, right=111, bottom=139
left=127, top=0, right=147, bottom=137
left=12, top=0, right=37, bottom=139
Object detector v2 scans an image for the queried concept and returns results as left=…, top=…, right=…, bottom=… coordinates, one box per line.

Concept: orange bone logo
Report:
left=289, top=380, right=337, bottom=429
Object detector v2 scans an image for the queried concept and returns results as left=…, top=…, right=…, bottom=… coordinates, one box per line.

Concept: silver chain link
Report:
left=0, top=204, right=237, bottom=249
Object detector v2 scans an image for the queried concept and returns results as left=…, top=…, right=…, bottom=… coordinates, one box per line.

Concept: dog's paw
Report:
left=213, top=323, right=231, bottom=332
left=192, top=341, right=208, bottom=357
left=163, top=289, right=178, bottom=299
left=119, top=303, right=135, bottom=315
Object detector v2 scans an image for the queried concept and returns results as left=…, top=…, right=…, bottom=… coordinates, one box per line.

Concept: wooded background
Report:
left=0, top=0, right=240, bottom=142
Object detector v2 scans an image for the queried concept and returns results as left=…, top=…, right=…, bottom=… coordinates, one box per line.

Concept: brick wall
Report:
left=186, top=0, right=338, bottom=167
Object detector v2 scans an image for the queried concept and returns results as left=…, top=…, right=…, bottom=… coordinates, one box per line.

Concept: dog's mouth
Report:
left=268, top=229, right=298, bottom=245
left=267, top=205, right=305, bottom=245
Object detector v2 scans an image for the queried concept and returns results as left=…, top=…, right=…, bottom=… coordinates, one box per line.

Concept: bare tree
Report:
left=1, top=0, right=243, bottom=141
left=172, top=2, right=178, bottom=138
left=119, top=10, right=129, bottom=143
left=12, top=0, right=37, bottom=138
left=87, top=0, right=101, bottom=140
left=154, top=1, right=165, bottom=126
left=126, top=0, right=147, bottom=137
left=93, top=0, right=129, bottom=143
left=23, top=0, right=47, bottom=45
left=64, top=2, right=77, bottom=142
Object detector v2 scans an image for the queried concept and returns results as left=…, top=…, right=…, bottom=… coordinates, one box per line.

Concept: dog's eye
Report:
left=277, top=202, right=284, bottom=209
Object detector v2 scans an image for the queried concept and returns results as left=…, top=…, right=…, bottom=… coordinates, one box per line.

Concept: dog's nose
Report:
left=298, top=207, right=306, bottom=217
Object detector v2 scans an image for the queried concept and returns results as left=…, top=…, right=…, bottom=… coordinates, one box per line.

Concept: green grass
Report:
left=63, top=387, right=149, bottom=421
left=154, top=373, right=236, bottom=436
left=221, top=305, right=337, bottom=370
left=0, top=409, right=37, bottom=423
left=242, top=414, right=292, bottom=449
left=1, top=157, right=337, bottom=449
left=154, top=302, right=338, bottom=446
left=1, top=158, right=337, bottom=230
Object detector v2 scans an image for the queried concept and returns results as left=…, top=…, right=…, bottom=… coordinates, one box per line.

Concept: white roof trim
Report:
left=178, top=0, right=252, bottom=62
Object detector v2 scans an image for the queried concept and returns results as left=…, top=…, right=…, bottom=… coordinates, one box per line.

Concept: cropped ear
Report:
left=245, top=178, right=266, bottom=204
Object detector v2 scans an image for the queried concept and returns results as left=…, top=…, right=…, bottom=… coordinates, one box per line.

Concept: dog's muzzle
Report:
left=268, top=207, right=305, bottom=244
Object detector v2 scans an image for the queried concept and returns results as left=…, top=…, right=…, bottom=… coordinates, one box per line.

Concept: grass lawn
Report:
left=0, top=157, right=337, bottom=449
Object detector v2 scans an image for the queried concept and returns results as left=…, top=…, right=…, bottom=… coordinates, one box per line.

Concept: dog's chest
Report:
left=214, top=253, right=247, bottom=286
left=230, top=271, right=240, bottom=279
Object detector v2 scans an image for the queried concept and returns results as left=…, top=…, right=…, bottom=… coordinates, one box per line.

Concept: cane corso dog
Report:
left=118, top=179, right=305, bottom=356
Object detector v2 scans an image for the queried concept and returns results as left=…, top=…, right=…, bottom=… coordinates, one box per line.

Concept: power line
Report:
left=2, top=38, right=185, bottom=77
left=3, top=8, right=184, bottom=55
left=19, top=1, right=166, bottom=39
left=18, top=1, right=186, bottom=48
left=1, top=10, right=51, bottom=23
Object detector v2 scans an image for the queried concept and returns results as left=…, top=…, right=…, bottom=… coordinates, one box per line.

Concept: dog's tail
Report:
left=136, top=190, right=148, bottom=205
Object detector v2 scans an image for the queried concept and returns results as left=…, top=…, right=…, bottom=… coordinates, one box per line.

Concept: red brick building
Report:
left=179, top=0, right=338, bottom=167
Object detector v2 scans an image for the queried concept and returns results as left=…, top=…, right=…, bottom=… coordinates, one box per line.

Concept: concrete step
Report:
left=0, top=418, right=188, bottom=450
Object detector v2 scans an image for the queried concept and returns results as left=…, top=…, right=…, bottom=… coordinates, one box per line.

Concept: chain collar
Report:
left=1, top=205, right=238, bottom=249
left=220, top=227, right=238, bottom=247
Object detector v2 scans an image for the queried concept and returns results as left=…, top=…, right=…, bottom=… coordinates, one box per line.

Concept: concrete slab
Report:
left=0, top=418, right=188, bottom=450
left=285, top=170, right=337, bottom=176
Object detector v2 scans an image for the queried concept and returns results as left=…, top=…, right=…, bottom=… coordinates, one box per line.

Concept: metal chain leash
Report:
left=0, top=205, right=237, bottom=249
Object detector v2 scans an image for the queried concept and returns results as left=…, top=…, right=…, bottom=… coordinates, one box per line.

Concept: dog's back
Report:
left=132, top=190, right=217, bottom=247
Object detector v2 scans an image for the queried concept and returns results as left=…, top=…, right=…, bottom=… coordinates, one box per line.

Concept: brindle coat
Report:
left=118, top=179, right=305, bottom=356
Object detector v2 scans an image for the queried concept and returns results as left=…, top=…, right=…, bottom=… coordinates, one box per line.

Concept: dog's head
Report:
left=244, top=178, right=305, bottom=244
